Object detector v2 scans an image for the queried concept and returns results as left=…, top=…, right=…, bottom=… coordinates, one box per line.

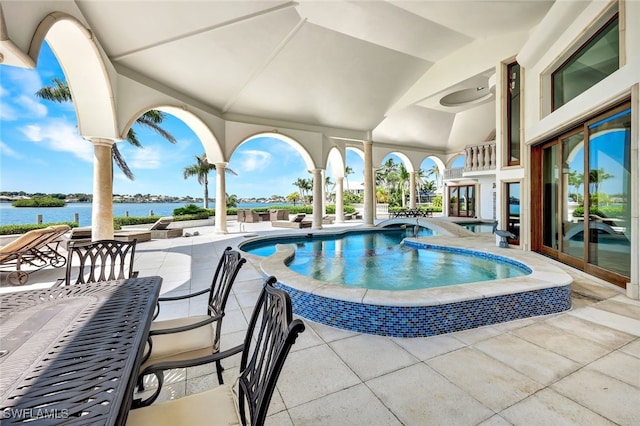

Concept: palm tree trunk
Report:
left=203, top=176, right=209, bottom=209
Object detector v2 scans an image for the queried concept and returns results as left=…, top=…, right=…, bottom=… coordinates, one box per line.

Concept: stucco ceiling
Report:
left=68, top=0, right=554, bottom=153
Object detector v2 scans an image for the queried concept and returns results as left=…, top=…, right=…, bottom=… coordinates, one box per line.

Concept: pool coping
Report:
left=244, top=228, right=573, bottom=337
left=255, top=234, right=572, bottom=308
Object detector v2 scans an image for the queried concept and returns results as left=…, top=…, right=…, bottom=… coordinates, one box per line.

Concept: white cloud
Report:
left=0, top=101, right=17, bottom=120
left=129, top=146, right=162, bottom=169
left=238, top=150, right=271, bottom=172
left=0, top=141, right=24, bottom=159
left=0, top=84, right=9, bottom=97
left=4, top=67, right=43, bottom=96
left=16, top=95, right=48, bottom=118
left=21, top=124, right=43, bottom=141
left=20, top=120, right=93, bottom=162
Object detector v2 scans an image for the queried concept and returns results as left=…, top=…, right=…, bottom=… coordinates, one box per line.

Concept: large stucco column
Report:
left=409, top=171, right=416, bottom=209
left=321, top=169, right=327, bottom=217
left=90, top=138, right=115, bottom=241
left=363, top=140, right=375, bottom=226
left=335, top=176, right=344, bottom=223
left=214, top=162, right=228, bottom=234
left=311, top=168, right=323, bottom=229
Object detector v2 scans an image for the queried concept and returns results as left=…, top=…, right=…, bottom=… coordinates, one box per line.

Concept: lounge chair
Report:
left=269, top=209, right=289, bottom=221
left=127, top=277, right=305, bottom=426
left=0, top=225, right=70, bottom=285
left=62, top=226, right=152, bottom=248
left=271, top=213, right=312, bottom=229
left=126, top=216, right=183, bottom=239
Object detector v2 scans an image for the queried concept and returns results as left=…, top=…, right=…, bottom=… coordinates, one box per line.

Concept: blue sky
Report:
left=0, top=42, right=371, bottom=199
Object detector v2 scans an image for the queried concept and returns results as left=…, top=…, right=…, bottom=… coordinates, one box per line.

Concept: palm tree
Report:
left=422, top=180, right=437, bottom=192
left=301, top=178, right=313, bottom=204
left=414, top=168, right=429, bottom=203
left=588, top=168, right=614, bottom=195
left=344, top=166, right=354, bottom=192
left=293, top=178, right=307, bottom=205
left=286, top=192, right=300, bottom=206
left=226, top=193, right=239, bottom=208
left=36, top=78, right=177, bottom=180
left=377, top=158, right=399, bottom=205
left=398, top=163, right=410, bottom=207
left=427, top=163, right=441, bottom=189
left=183, top=154, right=237, bottom=208
left=325, top=176, right=334, bottom=203
left=568, top=170, right=584, bottom=202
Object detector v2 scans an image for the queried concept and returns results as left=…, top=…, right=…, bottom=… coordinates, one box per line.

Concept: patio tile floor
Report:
left=1, top=219, right=639, bottom=425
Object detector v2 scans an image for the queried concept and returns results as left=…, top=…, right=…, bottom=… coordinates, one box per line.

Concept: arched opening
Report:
left=228, top=135, right=311, bottom=206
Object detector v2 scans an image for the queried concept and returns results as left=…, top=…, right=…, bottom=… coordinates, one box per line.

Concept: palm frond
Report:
left=136, top=115, right=177, bottom=144
left=112, top=143, right=135, bottom=180
left=126, top=128, right=143, bottom=148
left=35, top=78, right=73, bottom=102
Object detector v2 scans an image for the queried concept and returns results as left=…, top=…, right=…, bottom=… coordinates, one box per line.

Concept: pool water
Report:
left=457, top=221, right=495, bottom=233
left=241, top=229, right=530, bottom=290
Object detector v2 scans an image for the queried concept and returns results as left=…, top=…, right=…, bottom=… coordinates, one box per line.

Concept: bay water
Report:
left=0, top=202, right=293, bottom=227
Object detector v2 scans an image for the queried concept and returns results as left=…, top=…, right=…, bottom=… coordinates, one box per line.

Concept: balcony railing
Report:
left=443, top=142, right=496, bottom=180
left=464, top=142, right=496, bottom=172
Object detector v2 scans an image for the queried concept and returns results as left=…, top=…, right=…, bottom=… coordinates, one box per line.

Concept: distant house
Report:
left=348, top=182, right=365, bottom=196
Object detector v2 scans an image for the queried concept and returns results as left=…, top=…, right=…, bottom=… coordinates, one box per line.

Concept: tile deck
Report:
left=2, top=218, right=638, bottom=425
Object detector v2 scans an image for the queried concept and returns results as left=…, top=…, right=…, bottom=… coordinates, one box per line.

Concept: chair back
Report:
left=237, top=277, right=305, bottom=426
left=208, top=247, right=247, bottom=319
left=62, top=239, right=138, bottom=285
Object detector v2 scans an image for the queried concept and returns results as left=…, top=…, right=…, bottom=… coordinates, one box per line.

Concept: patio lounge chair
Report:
left=134, top=247, right=247, bottom=407
left=271, top=213, right=312, bottom=229
left=127, top=277, right=305, bottom=426
left=269, top=209, right=289, bottom=221
left=124, top=216, right=183, bottom=239
left=55, top=239, right=138, bottom=286
left=62, top=226, right=152, bottom=248
left=0, top=225, right=70, bottom=286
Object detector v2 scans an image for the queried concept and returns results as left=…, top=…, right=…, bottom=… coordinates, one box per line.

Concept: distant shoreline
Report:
left=0, top=201, right=295, bottom=227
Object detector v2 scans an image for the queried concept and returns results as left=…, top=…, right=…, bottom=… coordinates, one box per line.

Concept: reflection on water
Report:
left=242, top=229, right=530, bottom=291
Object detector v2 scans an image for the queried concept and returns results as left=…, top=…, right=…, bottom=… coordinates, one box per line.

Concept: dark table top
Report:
left=0, top=276, right=162, bottom=425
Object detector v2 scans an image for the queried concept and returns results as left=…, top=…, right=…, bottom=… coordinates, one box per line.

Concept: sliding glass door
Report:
left=448, top=185, right=475, bottom=217
left=533, top=102, right=631, bottom=287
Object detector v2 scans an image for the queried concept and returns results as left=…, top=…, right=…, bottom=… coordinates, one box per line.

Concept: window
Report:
left=552, top=14, right=619, bottom=110
left=505, top=182, right=520, bottom=245
left=507, top=62, right=521, bottom=165
left=448, top=185, right=475, bottom=218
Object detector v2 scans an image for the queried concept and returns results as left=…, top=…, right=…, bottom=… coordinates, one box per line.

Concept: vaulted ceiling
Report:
left=65, top=1, right=554, bottom=153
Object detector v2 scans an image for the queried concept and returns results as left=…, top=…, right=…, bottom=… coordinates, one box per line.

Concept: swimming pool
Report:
left=242, top=229, right=530, bottom=290
left=456, top=221, right=495, bottom=233
left=242, top=225, right=572, bottom=337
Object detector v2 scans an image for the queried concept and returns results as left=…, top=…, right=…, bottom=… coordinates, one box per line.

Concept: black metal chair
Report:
left=56, top=239, right=138, bottom=286
left=134, top=247, right=246, bottom=407
left=127, top=277, right=305, bottom=426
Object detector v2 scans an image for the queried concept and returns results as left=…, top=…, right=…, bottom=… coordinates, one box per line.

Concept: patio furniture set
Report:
left=0, top=238, right=305, bottom=425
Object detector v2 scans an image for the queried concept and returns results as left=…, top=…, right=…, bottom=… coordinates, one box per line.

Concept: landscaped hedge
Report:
left=572, top=205, right=624, bottom=218
left=228, top=205, right=355, bottom=215
left=0, top=205, right=360, bottom=235
left=0, top=222, right=78, bottom=235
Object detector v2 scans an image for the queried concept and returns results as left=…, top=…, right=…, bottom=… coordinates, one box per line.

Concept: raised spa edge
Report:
left=252, top=234, right=573, bottom=337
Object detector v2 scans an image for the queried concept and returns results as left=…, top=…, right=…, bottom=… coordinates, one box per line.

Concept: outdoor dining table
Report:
left=0, top=276, right=162, bottom=425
